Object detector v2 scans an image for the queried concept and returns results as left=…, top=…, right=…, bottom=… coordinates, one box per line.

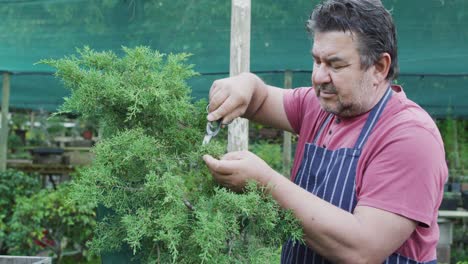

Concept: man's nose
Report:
left=312, top=65, right=331, bottom=85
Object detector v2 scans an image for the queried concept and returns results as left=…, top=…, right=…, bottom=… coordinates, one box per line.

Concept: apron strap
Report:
left=313, top=114, right=333, bottom=144
left=354, top=87, right=393, bottom=149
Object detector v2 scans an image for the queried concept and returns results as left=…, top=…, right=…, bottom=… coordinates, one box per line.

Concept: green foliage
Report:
left=42, top=46, right=303, bottom=263
left=0, top=169, right=41, bottom=253
left=7, top=133, right=24, bottom=149
left=6, top=184, right=96, bottom=262
left=41, top=46, right=206, bottom=150
left=451, top=217, right=468, bottom=263
left=250, top=141, right=283, bottom=172
left=437, top=118, right=468, bottom=178
left=436, top=118, right=468, bottom=262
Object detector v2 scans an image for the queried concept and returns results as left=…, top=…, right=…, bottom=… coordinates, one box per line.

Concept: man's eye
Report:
left=332, top=65, right=346, bottom=70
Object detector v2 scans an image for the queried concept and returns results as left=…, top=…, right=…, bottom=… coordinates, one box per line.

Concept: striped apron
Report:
left=281, top=88, right=436, bottom=264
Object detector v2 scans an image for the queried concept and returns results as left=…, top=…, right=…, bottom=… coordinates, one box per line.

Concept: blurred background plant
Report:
left=0, top=169, right=41, bottom=254
left=6, top=183, right=96, bottom=263
left=250, top=141, right=282, bottom=172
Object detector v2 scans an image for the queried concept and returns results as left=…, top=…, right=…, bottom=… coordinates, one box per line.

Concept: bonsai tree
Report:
left=0, top=169, right=41, bottom=254
left=41, top=46, right=302, bottom=263
left=7, top=183, right=96, bottom=263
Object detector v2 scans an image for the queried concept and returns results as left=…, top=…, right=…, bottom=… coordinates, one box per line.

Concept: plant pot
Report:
left=462, top=191, right=468, bottom=210
left=440, top=196, right=459, bottom=210
left=63, top=151, right=94, bottom=165
left=443, top=183, right=450, bottom=192
left=450, top=182, right=461, bottom=192
left=31, top=148, right=65, bottom=165
left=14, top=129, right=27, bottom=145
left=461, top=182, right=468, bottom=192
left=66, top=140, right=93, bottom=147
left=97, top=205, right=139, bottom=264
left=82, top=130, right=93, bottom=140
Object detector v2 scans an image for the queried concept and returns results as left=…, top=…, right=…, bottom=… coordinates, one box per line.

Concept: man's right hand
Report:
left=207, top=72, right=260, bottom=124
left=207, top=72, right=293, bottom=133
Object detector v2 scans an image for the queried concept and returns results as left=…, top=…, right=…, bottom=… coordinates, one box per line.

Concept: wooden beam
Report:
left=438, top=210, right=468, bottom=218
left=283, top=70, right=293, bottom=177
left=1, top=73, right=11, bottom=172
left=228, top=0, right=251, bottom=152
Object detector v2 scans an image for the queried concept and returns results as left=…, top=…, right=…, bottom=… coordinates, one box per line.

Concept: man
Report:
left=203, top=0, right=447, bottom=263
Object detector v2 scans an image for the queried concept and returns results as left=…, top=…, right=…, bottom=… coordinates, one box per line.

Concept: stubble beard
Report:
left=316, top=77, right=369, bottom=118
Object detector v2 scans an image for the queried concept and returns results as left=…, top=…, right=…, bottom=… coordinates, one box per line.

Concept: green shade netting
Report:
left=0, top=0, right=467, bottom=118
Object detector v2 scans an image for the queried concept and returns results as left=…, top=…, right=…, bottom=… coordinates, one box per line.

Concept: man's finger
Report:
left=209, top=81, right=223, bottom=99
left=208, top=80, right=221, bottom=99
left=209, top=91, right=228, bottom=114
left=222, top=107, right=245, bottom=125
left=203, top=154, right=239, bottom=174
left=222, top=151, right=246, bottom=161
left=207, top=97, right=238, bottom=122
left=209, top=169, right=230, bottom=183
left=203, top=154, right=227, bottom=173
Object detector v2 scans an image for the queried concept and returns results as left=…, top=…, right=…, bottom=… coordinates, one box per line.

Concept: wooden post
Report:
left=30, top=111, right=35, bottom=131
left=0, top=73, right=11, bottom=172
left=452, top=119, right=460, bottom=170
left=283, top=70, right=293, bottom=177
left=228, top=0, right=251, bottom=152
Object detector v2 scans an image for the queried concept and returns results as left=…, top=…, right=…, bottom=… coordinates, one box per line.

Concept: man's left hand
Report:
left=203, top=151, right=274, bottom=192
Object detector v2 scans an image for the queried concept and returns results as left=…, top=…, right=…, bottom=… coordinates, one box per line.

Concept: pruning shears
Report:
left=202, top=104, right=222, bottom=145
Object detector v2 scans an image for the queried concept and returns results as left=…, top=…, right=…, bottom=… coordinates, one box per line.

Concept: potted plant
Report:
left=41, top=46, right=303, bottom=263
left=0, top=169, right=41, bottom=254
left=7, top=183, right=96, bottom=263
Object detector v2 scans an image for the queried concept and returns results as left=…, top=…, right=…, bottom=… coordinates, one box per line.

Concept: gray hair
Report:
left=307, top=0, right=398, bottom=80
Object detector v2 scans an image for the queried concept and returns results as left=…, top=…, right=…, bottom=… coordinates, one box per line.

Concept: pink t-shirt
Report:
left=283, top=85, right=448, bottom=262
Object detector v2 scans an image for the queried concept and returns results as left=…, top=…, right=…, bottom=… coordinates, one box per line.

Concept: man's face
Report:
left=311, top=31, right=379, bottom=117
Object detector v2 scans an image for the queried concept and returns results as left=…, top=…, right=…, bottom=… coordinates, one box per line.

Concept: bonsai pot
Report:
left=30, top=147, right=64, bottom=164
left=439, top=192, right=460, bottom=211
left=462, top=191, right=468, bottom=210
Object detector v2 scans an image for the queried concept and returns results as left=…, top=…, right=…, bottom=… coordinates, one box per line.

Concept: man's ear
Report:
left=373, top=53, right=391, bottom=82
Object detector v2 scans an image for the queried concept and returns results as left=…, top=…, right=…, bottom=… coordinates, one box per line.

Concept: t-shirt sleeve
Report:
left=356, top=124, right=447, bottom=227
left=283, top=87, right=318, bottom=134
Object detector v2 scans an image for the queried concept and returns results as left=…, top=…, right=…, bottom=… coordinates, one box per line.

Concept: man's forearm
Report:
left=265, top=172, right=382, bottom=263
left=240, top=73, right=294, bottom=132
